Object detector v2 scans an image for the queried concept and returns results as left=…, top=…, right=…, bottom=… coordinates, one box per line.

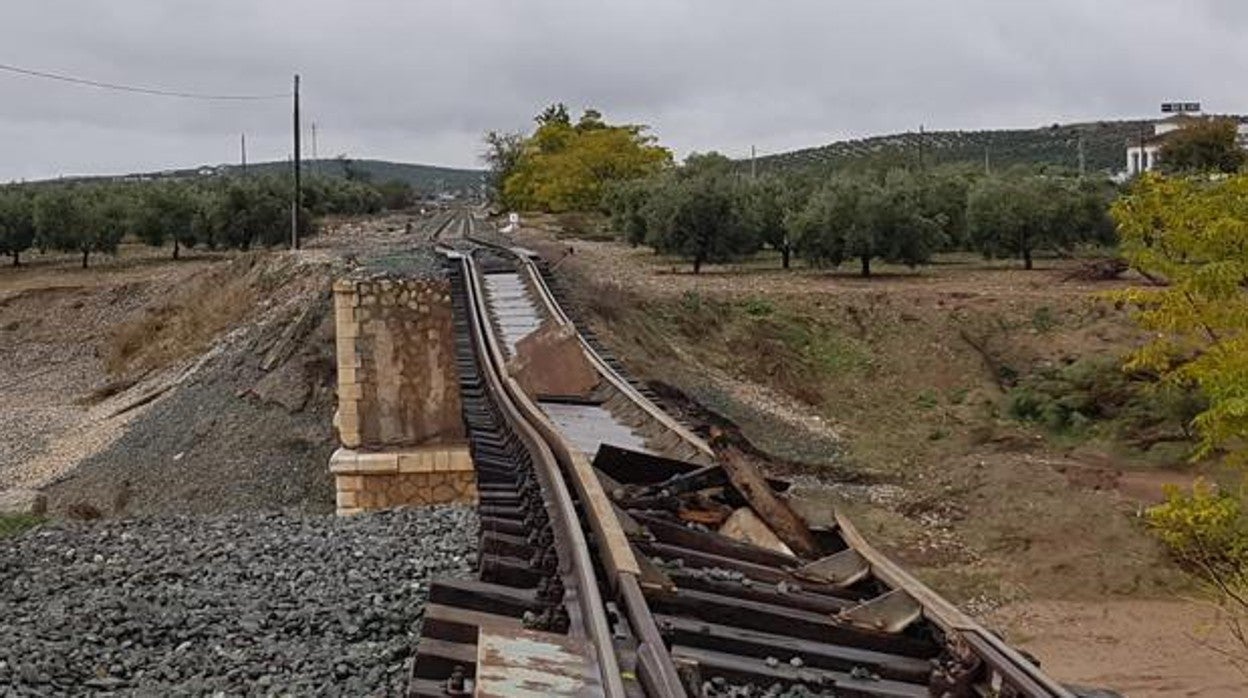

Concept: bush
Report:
left=1006, top=357, right=1205, bottom=441
left=1147, top=481, right=1248, bottom=669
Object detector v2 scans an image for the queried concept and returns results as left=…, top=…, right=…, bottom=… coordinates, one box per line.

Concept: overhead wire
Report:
left=0, top=61, right=289, bottom=101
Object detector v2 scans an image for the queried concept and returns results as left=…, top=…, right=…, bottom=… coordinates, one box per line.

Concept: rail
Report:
left=455, top=246, right=627, bottom=697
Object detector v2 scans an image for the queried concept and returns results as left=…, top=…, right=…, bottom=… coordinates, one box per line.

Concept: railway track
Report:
left=410, top=211, right=1076, bottom=697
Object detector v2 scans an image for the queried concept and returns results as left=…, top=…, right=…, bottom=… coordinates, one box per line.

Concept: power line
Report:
left=0, top=61, right=289, bottom=101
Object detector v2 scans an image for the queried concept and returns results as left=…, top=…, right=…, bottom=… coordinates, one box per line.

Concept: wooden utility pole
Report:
left=917, top=124, right=925, bottom=172
left=1077, top=133, right=1086, bottom=176
left=750, top=145, right=757, bottom=179
left=240, top=133, right=248, bottom=175
left=311, top=122, right=318, bottom=175
left=291, top=74, right=301, bottom=250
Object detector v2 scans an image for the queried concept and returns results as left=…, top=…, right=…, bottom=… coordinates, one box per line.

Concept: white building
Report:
left=1125, top=111, right=1248, bottom=176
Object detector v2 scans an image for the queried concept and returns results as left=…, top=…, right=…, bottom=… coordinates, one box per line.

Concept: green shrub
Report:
left=743, top=297, right=774, bottom=317
left=1006, top=357, right=1205, bottom=440
left=1031, top=306, right=1058, bottom=332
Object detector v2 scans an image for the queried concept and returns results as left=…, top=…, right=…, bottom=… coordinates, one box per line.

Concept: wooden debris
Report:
left=677, top=503, right=732, bottom=527
left=714, top=444, right=820, bottom=559
left=1062, top=257, right=1129, bottom=282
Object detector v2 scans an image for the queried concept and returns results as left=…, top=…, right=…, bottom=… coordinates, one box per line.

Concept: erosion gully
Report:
left=408, top=210, right=1076, bottom=698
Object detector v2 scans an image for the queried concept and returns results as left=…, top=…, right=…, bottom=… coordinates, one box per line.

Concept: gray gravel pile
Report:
left=44, top=281, right=339, bottom=518
left=701, top=679, right=839, bottom=698
left=0, top=507, right=478, bottom=696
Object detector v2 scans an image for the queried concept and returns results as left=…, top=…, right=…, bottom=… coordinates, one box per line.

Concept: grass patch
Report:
left=104, top=257, right=258, bottom=376
left=1031, top=305, right=1058, bottom=333
left=551, top=212, right=617, bottom=242
left=649, top=294, right=869, bottom=404
left=0, top=514, right=44, bottom=538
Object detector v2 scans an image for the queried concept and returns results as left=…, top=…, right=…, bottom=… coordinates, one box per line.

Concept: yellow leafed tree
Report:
left=1112, top=172, right=1248, bottom=464
left=503, top=107, right=671, bottom=213
left=1116, top=173, right=1248, bottom=668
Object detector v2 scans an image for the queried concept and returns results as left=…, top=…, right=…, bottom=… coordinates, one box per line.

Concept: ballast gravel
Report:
left=0, top=507, right=478, bottom=696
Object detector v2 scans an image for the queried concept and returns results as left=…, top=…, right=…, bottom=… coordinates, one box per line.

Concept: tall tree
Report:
left=788, top=176, right=861, bottom=271
left=34, top=188, right=92, bottom=267
left=503, top=107, right=671, bottom=212
left=967, top=176, right=1109, bottom=269
left=84, top=188, right=130, bottom=267
left=602, top=178, right=653, bottom=247
left=482, top=130, right=525, bottom=207
left=790, top=173, right=942, bottom=277
left=1160, top=118, right=1247, bottom=174
left=644, top=173, right=755, bottom=274
left=919, top=173, right=970, bottom=250
left=740, top=175, right=793, bottom=268
left=0, top=190, right=35, bottom=266
left=135, top=182, right=197, bottom=259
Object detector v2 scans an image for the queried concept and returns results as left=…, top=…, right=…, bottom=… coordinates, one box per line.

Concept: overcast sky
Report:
left=2, top=1, right=1246, bottom=180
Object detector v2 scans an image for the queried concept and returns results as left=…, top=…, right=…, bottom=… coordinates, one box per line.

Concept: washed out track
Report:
left=409, top=211, right=1077, bottom=697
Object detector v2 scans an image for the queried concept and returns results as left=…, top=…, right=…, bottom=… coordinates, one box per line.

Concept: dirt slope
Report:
left=0, top=215, right=437, bottom=518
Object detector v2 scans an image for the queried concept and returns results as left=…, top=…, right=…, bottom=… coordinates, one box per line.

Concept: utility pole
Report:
left=1077, top=133, right=1086, bottom=176
left=311, top=122, right=318, bottom=175
left=750, top=145, right=757, bottom=180
left=917, top=125, right=925, bottom=172
left=291, top=74, right=301, bottom=250
left=240, top=133, right=248, bottom=175
left=983, top=143, right=990, bottom=175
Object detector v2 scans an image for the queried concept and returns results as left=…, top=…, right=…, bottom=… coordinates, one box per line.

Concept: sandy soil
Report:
left=0, top=245, right=223, bottom=490
left=988, top=599, right=1247, bottom=697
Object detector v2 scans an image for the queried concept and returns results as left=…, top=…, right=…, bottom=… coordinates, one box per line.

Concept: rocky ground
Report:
left=0, top=507, right=477, bottom=696
left=0, top=212, right=474, bottom=696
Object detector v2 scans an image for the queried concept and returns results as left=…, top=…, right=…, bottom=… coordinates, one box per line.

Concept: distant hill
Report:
left=224, top=159, right=483, bottom=194
left=751, top=120, right=1163, bottom=175
left=49, top=159, right=484, bottom=195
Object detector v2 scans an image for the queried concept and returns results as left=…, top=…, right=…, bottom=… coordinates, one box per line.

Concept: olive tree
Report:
left=0, top=190, right=35, bottom=266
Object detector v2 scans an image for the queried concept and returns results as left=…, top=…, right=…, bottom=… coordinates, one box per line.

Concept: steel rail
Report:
left=464, top=220, right=687, bottom=697
left=518, top=260, right=714, bottom=459
left=456, top=244, right=628, bottom=698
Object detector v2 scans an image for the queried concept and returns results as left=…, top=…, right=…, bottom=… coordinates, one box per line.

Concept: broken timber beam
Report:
left=714, top=444, right=820, bottom=559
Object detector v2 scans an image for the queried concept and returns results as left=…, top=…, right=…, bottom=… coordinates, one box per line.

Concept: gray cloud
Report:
left=1, top=1, right=1245, bottom=180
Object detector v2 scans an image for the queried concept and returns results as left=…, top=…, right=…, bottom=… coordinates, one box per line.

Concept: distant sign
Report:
left=1161, top=102, right=1202, bottom=114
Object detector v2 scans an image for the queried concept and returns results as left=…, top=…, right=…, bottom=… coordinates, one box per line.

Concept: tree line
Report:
left=0, top=173, right=416, bottom=268
left=604, top=153, right=1117, bottom=275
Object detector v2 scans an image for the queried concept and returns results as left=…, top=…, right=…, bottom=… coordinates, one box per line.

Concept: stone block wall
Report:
left=331, top=275, right=474, bottom=516
left=333, top=277, right=464, bottom=450
left=330, top=446, right=476, bottom=515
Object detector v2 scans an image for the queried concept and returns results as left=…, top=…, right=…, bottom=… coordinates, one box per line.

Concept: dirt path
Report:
left=988, top=599, right=1246, bottom=697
